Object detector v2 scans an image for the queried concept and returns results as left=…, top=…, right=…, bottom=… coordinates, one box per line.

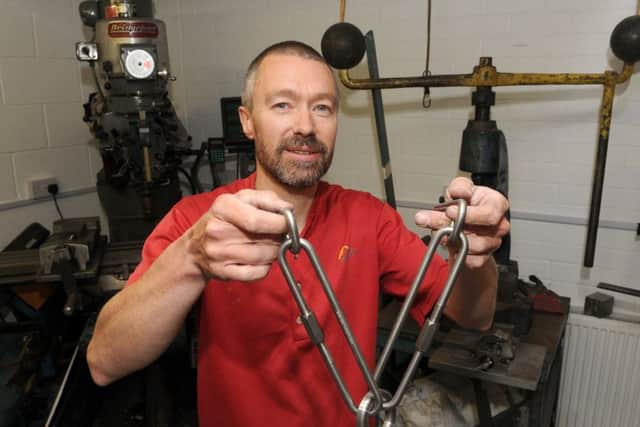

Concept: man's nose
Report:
left=293, top=107, right=314, bottom=136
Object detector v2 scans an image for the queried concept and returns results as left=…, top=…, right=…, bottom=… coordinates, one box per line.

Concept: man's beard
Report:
left=256, top=135, right=333, bottom=188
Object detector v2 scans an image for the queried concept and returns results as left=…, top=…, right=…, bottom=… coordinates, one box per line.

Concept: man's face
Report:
left=239, top=54, right=338, bottom=189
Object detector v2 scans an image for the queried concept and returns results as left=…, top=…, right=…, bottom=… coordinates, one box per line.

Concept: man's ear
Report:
left=238, top=106, right=255, bottom=140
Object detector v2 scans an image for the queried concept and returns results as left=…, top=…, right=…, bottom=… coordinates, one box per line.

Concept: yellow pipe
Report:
left=599, top=72, right=616, bottom=140
left=339, top=59, right=635, bottom=90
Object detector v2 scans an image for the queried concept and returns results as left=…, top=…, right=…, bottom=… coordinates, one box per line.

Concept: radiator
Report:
left=555, top=313, right=640, bottom=427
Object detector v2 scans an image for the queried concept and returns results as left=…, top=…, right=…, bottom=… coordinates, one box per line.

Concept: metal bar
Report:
left=584, top=73, right=616, bottom=267
left=597, top=282, right=640, bottom=298
left=339, top=69, right=474, bottom=89
left=373, top=227, right=446, bottom=382
left=339, top=65, right=636, bottom=91
left=364, top=31, right=396, bottom=209
left=382, top=223, right=468, bottom=410
left=396, top=200, right=639, bottom=232
left=44, top=344, right=80, bottom=427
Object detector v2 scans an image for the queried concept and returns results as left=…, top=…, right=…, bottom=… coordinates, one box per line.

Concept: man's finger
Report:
left=462, top=254, right=491, bottom=269
left=460, top=219, right=511, bottom=239
left=215, top=242, right=280, bottom=265
left=444, top=203, right=505, bottom=227
left=212, top=192, right=291, bottom=234
left=415, top=210, right=450, bottom=230
left=235, top=189, right=293, bottom=213
left=464, top=233, right=502, bottom=256
left=220, top=263, right=272, bottom=282
left=445, top=177, right=474, bottom=201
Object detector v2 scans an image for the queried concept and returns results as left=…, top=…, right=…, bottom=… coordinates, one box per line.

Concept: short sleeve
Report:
left=125, top=199, right=200, bottom=286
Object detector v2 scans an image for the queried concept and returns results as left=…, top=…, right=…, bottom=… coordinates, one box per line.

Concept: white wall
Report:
left=0, top=0, right=638, bottom=316
left=0, top=0, right=106, bottom=243
left=157, top=0, right=640, bottom=317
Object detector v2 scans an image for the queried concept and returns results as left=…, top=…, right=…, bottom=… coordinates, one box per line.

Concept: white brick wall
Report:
left=0, top=0, right=104, bottom=238
left=155, top=0, right=640, bottom=315
left=0, top=0, right=638, bottom=316
left=0, top=104, right=47, bottom=152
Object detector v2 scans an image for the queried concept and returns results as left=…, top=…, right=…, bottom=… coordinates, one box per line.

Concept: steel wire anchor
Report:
left=279, top=209, right=384, bottom=414
left=277, top=200, right=469, bottom=426
left=358, top=199, right=469, bottom=426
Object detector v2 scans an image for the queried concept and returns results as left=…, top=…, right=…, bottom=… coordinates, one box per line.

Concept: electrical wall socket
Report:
left=29, top=177, right=58, bottom=199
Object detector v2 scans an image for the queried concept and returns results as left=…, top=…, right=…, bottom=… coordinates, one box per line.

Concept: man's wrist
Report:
left=167, top=231, right=210, bottom=284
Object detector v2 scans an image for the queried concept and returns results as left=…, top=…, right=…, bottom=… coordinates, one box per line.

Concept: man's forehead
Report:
left=255, top=53, right=336, bottom=89
left=259, top=52, right=328, bottom=69
left=250, top=55, right=339, bottom=108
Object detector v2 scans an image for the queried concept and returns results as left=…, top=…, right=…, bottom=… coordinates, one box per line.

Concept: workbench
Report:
left=377, top=297, right=569, bottom=426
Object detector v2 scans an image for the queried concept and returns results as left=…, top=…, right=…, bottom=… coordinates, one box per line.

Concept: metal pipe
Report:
left=44, top=344, right=80, bottom=427
left=339, top=60, right=634, bottom=91
left=341, top=57, right=635, bottom=267
left=396, top=200, right=639, bottom=232
left=364, top=31, right=396, bottom=209
left=597, top=282, right=640, bottom=298
left=584, top=72, right=616, bottom=267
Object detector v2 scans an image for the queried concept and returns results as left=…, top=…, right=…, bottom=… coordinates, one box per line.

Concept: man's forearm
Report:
left=87, top=235, right=206, bottom=385
left=443, top=256, right=497, bottom=330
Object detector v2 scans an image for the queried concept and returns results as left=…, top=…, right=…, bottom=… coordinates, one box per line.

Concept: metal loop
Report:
left=356, top=393, right=376, bottom=427
left=375, top=223, right=469, bottom=411
left=282, top=208, right=301, bottom=254
left=357, top=390, right=393, bottom=427
left=433, top=198, right=467, bottom=246
left=278, top=214, right=383, bottom=415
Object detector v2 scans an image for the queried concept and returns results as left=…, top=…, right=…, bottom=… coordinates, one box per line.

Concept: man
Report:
left=87, top=41, right=509, bottom=426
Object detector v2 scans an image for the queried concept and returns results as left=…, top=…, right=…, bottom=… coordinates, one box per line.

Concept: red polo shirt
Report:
left=127, top=173, right=448, bottom=426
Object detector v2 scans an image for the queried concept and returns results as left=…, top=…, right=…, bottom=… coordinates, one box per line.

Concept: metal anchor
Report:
left=277, top=199, right=469, bottom=425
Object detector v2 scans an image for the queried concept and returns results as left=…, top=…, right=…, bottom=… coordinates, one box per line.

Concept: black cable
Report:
left=52, top=193, right=64, bottom=220
left=422, top=0, right=433, bottom=108
left=177, top=166, right=198, bottom=194
left=47, top=184, right=63, bottom=220
left=424, top=0, right=432, bottom=73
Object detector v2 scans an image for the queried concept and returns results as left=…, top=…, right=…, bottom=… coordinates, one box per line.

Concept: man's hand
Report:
left=186, top=189, right=292, bottom=282
left=414, top=177, right=510, bottom=268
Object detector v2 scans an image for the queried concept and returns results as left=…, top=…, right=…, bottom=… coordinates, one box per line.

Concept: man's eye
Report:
left=273, top=102, right=290, bottom=111
left=314, top=104, right=333, bottom=114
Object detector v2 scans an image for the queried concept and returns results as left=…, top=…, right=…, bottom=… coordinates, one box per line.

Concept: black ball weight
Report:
left=610, top=15, right=640, bottom=63
left=321, top=22, right=366, bottom=69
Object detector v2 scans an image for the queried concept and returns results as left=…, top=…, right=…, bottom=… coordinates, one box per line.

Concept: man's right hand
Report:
left=186, top=189, right=292, bottom=282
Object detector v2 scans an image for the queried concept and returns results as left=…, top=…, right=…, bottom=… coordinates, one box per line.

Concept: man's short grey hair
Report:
left=241, top=40, right=337, bottom=110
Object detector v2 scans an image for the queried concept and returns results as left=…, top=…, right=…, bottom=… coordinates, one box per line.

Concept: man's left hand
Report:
left=415, top=177, right=510, bottom=268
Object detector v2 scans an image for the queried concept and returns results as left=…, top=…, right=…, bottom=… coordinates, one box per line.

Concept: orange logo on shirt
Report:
left=338, top=245, right=354, bottom=262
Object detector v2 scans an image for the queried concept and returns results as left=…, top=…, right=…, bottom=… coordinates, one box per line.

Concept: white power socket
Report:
left=29, top=177, right=58, bottom=199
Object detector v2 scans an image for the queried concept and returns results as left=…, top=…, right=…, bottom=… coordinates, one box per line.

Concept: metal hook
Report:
left=433, top=198, right=467, bottom=246
left=282, top=208, right=301, bottom=254
left=356, top=390, right=394, bottom=427
left=422, top=70, right=432, bottom=108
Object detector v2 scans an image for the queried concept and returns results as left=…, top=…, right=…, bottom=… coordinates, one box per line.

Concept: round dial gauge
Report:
left=124, top=49, right=155, bottom=79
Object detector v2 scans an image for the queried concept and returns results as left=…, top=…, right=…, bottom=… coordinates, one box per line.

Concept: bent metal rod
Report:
left=277, top=199, right=469, bottom=426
